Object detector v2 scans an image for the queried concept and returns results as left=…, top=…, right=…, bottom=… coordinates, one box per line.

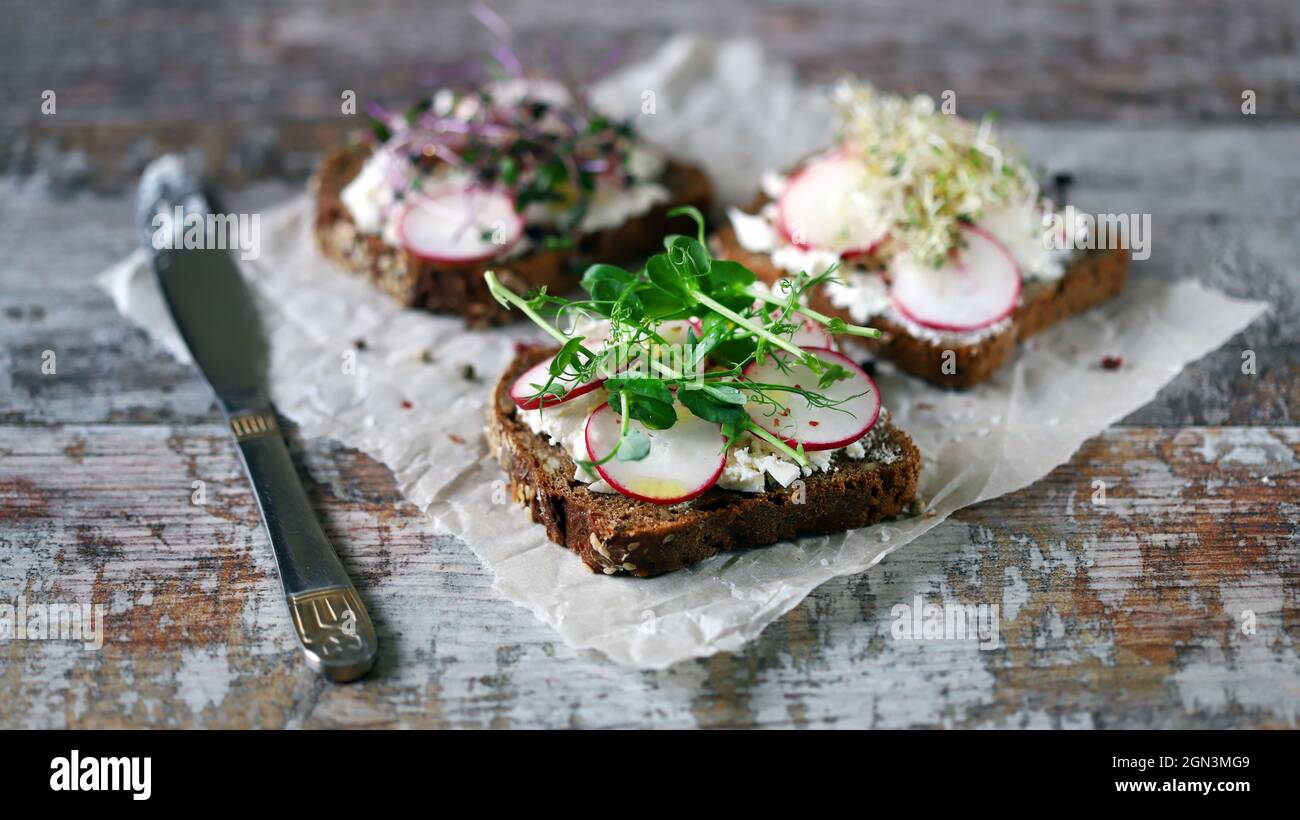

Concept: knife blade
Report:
left=138, top=155, right=378, bottom=683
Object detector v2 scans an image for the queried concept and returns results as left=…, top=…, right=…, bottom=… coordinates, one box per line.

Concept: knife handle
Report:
left=229, top=409, right=378, bottom=683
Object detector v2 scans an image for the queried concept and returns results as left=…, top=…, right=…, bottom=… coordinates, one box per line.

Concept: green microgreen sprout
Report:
left=366, top=80, right=646, bottom=251
left=484, top=207, right=882, bottom=471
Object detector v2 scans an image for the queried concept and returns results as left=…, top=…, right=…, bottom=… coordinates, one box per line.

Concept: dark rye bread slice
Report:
left=486, top=346, right=921, bottom=578
left=712, top=224, right=1129, bottom=389
left=313, top=142, right=712, bottom=326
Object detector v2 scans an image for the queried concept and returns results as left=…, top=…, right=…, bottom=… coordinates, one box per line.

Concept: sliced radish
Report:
left=889, top=224, right=1022, bottom=332
left=743, top=348, right=881, bottom=451
left=584, top=404, right=725, bottom=504
left=841, top=235, right=887, bottom=260
left=397, top=184, right=523, bottom=264
left=776, top=153, right=887, bottom=255
left=510, top=351, right=605, bottom=411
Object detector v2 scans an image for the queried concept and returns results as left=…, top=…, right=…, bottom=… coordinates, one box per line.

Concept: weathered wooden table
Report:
left=2, top=0, right=1298, bottom=728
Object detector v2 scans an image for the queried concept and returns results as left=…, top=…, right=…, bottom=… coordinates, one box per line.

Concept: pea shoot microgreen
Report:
left=486, top=207, right=883, bottom=470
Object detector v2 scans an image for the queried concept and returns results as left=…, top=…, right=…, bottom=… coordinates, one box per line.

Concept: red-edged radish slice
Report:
left=510, top=352, right=605, bottom=411
left=743, top=348, right=881, bottom=451
left=397, top=184, right=523, bottom=264
left=776, top=153, right=886, bottom=255
left=584, top=404, right=725, bottom=504
left=889, top=224, right=1022, bottom=332
left=841, top=235, right=887, bottom=260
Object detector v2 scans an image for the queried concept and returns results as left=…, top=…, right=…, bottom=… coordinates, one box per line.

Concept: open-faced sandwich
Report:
left=485, top=208, right=920, bottom=577
left=712, top=81, right=1129, bottom=388
left=314, top=77, right=710, bottom=324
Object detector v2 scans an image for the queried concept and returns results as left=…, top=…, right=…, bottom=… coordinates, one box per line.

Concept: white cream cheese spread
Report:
left=340, top=147, right=403, bottom=245
left=575, top=146, right=669, bottom=233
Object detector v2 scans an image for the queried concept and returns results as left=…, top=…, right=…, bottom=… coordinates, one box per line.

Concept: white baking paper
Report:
left=98, top=36, right=1266, bottom=669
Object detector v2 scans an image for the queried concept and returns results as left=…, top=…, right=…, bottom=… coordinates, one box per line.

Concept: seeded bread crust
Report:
left=486, top=346, right=922, bottom=577
left=711, top=223, right=1129, bottom=389
left=313, top=142, right=712, bottom=326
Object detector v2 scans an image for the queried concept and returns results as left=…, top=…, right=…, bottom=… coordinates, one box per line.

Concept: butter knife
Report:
left=137, top=156, right=378, bottom=683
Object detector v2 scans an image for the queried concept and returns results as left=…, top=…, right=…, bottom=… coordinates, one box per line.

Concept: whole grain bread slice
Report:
left=711, top=223, right=1129, bottom=389
left=313, top=142, right=712, bottom=326
left=486, top=346, right=922, bottom=577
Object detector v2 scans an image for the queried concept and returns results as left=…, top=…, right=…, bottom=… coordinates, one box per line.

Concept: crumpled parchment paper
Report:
left=98, top=36, right=1266, bottom=669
